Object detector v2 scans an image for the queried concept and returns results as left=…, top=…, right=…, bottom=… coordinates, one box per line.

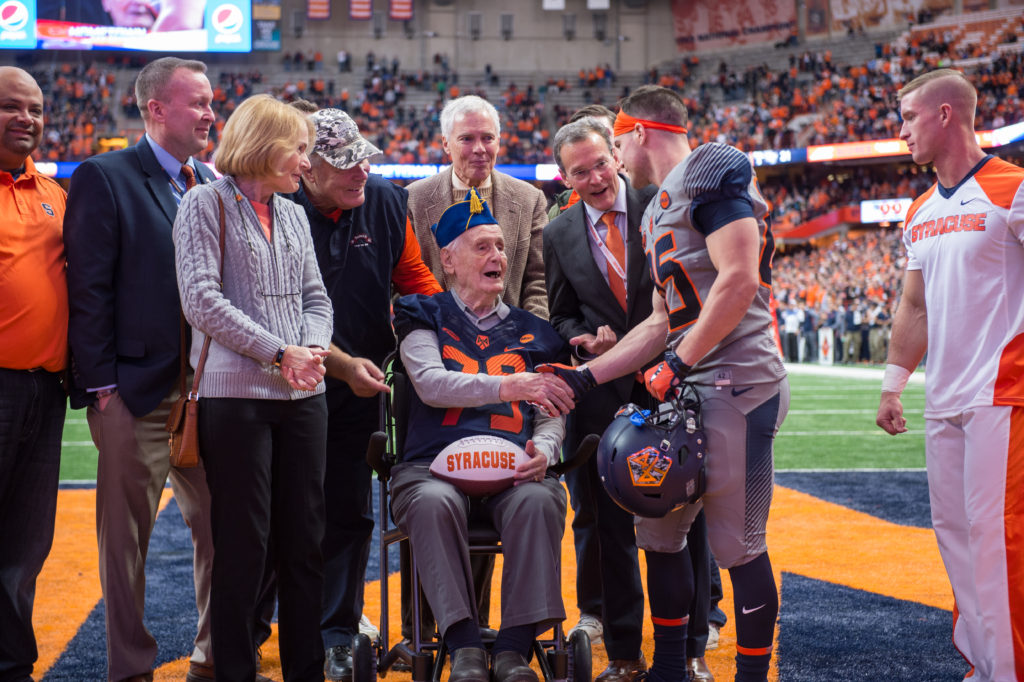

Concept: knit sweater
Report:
left=173, top=175, right=333, bottom=400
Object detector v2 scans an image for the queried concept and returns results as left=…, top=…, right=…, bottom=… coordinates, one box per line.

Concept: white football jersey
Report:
left=903, top=156, right=1024, bottom=417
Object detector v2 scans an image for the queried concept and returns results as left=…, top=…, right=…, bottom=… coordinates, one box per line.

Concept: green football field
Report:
left=57, top=367, right=927, bottom=481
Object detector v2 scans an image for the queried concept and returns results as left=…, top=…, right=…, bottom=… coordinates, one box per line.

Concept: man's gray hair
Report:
left=440, top=95, right=500, bottom=139
left=552, top=117, right=613, bottom=172
left=135, top=57, right=207, bottom=120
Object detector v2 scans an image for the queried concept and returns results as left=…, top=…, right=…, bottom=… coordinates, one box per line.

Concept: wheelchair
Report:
left=356, top=350, right=597, bottom=682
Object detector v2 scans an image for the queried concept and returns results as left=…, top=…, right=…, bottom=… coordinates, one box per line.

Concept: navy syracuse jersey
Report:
left=394, top=292, right=570, bottom=463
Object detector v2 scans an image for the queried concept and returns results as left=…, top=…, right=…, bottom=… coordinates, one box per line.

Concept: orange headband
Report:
left=613, top=111, right=687, bottom=137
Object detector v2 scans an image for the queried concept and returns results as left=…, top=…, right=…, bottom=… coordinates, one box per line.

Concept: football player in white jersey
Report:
left=539, top=85, right=789, bottom=682
left=877, top=69, right=1024, bottom=682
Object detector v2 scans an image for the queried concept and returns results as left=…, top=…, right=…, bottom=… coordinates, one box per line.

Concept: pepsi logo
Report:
left=0, top=1, right=29, bottom=32
left=210, top=3, right=243, bottom=34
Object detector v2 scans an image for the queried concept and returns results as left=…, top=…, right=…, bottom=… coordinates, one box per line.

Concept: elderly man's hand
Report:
left=535, top=362, right=596, bottom=402
left=498, top=371, right=575, bottom=416
left=513, top=439, right=548, bottom=485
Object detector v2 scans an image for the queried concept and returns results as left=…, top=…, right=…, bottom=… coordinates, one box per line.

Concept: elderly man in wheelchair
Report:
left=388, top=190, right=577, bottom=682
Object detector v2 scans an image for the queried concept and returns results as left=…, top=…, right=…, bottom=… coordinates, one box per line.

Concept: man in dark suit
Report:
left=64, top=57, right=219, bottom=682
left=543, top=117, right=656, bottom=682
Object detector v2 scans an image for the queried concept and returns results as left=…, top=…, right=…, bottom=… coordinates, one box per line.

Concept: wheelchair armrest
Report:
left=548, top=433, right=600, bottom=477
left=365, top=431, right=391, bottom=479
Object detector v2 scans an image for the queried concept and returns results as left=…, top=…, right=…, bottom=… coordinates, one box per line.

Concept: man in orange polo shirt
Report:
left=0, top=66, right=68, bottom=681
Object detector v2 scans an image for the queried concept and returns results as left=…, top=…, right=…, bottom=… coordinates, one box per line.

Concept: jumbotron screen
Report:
left=0, top=0, right=251, bottom=52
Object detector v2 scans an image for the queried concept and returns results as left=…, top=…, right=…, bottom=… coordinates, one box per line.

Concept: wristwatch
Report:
left=273, top=345, right=287, bottom=367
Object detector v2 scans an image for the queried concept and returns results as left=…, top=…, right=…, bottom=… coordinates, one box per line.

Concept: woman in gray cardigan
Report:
left=173, top=94, right=333, bottom=682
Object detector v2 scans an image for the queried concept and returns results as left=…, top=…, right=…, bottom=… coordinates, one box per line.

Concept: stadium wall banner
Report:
left=308, top=0, right=329, bottom=20
left=25, top=0, right=252, bottom=51
left=671, top=0, right=796, bottom=52
left=349, top=0, right=370, bottom=20
left=826, top=0, right=952, bottom=32
left=389, top=0, right=411, bottom=21
left=818, top=327, right=835, bottom=367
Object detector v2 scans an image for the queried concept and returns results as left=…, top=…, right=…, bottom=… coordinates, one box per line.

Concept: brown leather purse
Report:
left=167, top=193, right=226, bottom=467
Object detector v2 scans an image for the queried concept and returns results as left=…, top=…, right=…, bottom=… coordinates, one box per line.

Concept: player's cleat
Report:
left=568, top=612, right=604, bottom=645
left=687, top=656, right=714, bottom=681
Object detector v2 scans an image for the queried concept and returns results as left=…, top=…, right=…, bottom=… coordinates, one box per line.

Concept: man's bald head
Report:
left=898, top=69, right=977, bottom=128
left=0, top=67, right=44, bottom=171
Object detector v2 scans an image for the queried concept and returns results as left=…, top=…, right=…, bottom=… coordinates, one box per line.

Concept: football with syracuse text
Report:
left=429, top=435, right=528, bottom=496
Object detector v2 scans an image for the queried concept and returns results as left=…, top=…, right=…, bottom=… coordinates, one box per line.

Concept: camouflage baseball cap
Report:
left=311, top=108, right=382, bottom=170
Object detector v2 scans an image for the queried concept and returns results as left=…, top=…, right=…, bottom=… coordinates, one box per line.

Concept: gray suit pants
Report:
left=390, top=464, right=566, bottom=639
left=88, top=389, right=214, bottom=681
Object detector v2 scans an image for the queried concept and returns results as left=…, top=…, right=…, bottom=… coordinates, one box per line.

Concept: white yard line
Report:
left=784, top=362, right=926, bottom=385
left=778, top=429, right=925, bottom=436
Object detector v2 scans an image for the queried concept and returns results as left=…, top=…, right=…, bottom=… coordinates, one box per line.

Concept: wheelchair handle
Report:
left=549, top=433, right=600, bottom=477
left=365, top=430, right=390, bottom=479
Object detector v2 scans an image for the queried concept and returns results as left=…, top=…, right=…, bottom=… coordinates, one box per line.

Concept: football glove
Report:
left=643, top=351, right=692, bottom=401
left=536, top=362, right=597, bottom=401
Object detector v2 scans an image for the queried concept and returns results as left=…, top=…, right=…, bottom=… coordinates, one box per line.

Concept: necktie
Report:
left=181, top=163, right=197, bottom=190
left=601, top=211, right=627, bottom=311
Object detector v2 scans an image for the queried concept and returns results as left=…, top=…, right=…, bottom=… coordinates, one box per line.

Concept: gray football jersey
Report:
left=641, top=143, right=786, bottom=387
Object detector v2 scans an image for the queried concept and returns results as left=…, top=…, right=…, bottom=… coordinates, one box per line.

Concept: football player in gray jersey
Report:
left=539, top=86, right=789, bottom=682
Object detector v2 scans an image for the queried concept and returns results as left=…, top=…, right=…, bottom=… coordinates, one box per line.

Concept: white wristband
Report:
left=881, top=363, right=911, bottom=395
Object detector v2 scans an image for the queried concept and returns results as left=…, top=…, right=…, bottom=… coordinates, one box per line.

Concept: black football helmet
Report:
left=596, top=384, right=707, bottom=518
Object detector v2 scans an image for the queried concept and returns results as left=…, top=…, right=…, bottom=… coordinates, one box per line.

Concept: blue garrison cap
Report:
left=430, top=188, right=498, bottom=248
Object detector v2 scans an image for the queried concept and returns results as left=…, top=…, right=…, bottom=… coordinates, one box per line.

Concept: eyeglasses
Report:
left=569, top=157, right=612, bottom=182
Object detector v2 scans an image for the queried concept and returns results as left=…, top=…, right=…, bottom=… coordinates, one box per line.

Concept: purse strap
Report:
left=179, top=192, right=227, bottom=399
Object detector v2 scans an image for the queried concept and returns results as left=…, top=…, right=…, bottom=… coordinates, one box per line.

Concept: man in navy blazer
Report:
left=65, top=57, right=219, bottom=682
left=543, top=117, right=657, bottom=682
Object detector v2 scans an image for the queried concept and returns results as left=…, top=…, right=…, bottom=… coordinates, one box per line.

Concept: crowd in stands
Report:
left=761, top=164, right=935, bottom=231
left=679, top=44, right=1023, bottom=149
left=30, top=63, right=118, bottom=162
left=28, top=24, right=1024, bottom=168
left=17, top=27, right=1024, bottom=343
left=772, top=229, right=905, bottom=364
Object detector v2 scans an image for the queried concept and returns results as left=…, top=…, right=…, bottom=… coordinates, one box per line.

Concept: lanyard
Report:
left=586, top=210, right=627, bottom=284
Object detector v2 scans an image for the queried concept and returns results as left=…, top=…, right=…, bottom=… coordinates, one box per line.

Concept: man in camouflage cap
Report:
left=311, top=108, right=383, bottom=171
left=283, top=108, right=441, bottom=682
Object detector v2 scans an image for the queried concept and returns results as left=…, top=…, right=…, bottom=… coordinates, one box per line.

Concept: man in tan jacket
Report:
left=408, top=95, right=548, bottom=319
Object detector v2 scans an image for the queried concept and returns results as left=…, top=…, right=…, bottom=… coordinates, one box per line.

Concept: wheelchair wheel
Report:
left=351, top=633, right=375, bottom=682
left=568, top=629, right=592, bottom=682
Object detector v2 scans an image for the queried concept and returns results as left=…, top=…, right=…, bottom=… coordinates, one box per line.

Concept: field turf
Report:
left=57, top=366, right=928, bottom=480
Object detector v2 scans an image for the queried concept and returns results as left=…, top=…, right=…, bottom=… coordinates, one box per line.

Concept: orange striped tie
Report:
left=602, top=211, right=627, bottom=311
